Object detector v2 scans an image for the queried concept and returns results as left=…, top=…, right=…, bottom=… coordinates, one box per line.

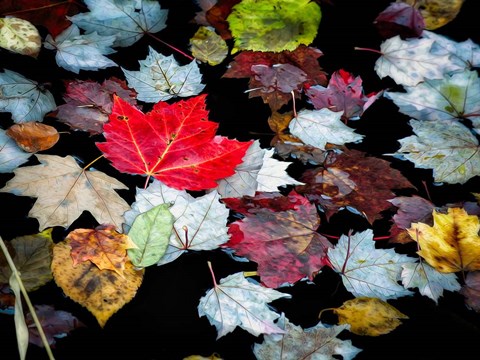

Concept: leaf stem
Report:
left=207, top=261, right=218, bottom=287
left=318, top=307, right=335, bottom=319
left=291, top=90, right=297, bottom=118
left=146, top=33, right=194, bottom=61
left=0, top=237, right=55, bottom=360
left=83, top=155, right=104, bottom=170
left=354, top=47, right=383, bottom=55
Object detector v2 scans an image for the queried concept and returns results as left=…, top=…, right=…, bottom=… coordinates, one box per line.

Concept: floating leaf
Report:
left=6, top=122, right=59, bottom=152
left=190, top=26, right=228, bottom=65
left=0, top=16, right=41, bottom=57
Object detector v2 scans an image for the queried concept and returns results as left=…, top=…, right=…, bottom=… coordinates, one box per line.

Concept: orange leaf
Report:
left=6, top=122, right=59, bottom=152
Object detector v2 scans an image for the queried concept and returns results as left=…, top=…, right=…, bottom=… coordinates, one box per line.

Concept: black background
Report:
left=1, top=1, right=480, bottom=359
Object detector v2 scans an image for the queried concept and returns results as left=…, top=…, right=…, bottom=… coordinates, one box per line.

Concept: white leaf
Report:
left=124, top=180, right=230, bottom=265
left=216, top=140, right=303, bottom=198
left=385, top=70, right=480, bottom=127
left=0, top=69, right=56, bottom=123
left=0, top=17, right=41, bottom=57
left=401, top=261, right=461, bottom=303
left=0, top=129, right=31, bottom=173
left=289, top=108, right=363, bottom=150
left=388, top=119, right=480, bottom=184
left=122, top=46, right=205, bottom=102
left=69, top=0, right=168, bottom=47
left=198, top=271, right=291, bottom=338
left=328, top=229, right=416, bottom=300
left=44, top=25, right=117, bottom=74
left=375, top=35, right=460, bottom=86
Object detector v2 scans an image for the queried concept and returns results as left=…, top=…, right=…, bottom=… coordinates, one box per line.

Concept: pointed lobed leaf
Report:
left=0, top=129, right=31, bottom=173
left=328, top=229, right=416, bottom=300
left=97, top=95, right=252, bottom=191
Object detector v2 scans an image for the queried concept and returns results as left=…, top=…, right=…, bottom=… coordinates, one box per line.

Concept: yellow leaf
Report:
left=402, top=0, right=464, bottom=30
left=190, top=26, right=228, bottom=66
left=183, top=354, right=223, bottom=360
left=408, top=207, right=480, bottom=273
left=0, top=17, right=41, bottom=57
left=51, top=240, right=144, bottom=328
left=332, top=297, right=408, bottom=336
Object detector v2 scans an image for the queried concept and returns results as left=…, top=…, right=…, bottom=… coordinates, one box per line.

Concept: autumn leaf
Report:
left=388, top=119, right=480, bottom=184
left=189, top=26, right=228, bottom=66
left=183, top=354, right=223, bottom=360
left=0, top=17, right=41, bottom=57
left=43, top=24, right=117, bottom=73
left=374, top=2, right=425, bottom=39
left=328, top=297, right=409, bottom=336
left=408, top=207, right=480, bottom=272
left=460, top=271, right=480, bottom=312
left=226, top=0, right=321, bottom=53
left=296, top=149, right=415, bottom=222
left=215, top=140, right=303, bottom=198
left=122, top=46, right=205, bottom=102
left=0, top=229, right=53, bottom=291
left=0, top=154, right=130, bottom=231
left=401, top=261, right=461, bottom=303
left=198, top=264, right=291, bottom=338
left=69, top=0, right=168, bottom=47
left=97, top=95, right=252, bottom=191
left=68, top=225, right=137, bottom=276
left=0, top=0, right=82, bottom=38
left=253, top=313, right=361, bottom=360
left=226, top=190, right=332, bottom=288
left=327, top=229, right=416, bottom=300
left=26, top=305, right=84, bottom=347
left=51, top=240, right=144, bottom=328
left=402, top=0, right=464, bottom=30
left=0, top=69, right=56, bottom=123
left=124, top=180, right=230, bottom=265
left=55, top=77, right=137, bottom=135
left=6, top=122, right=59, bottom=153
left=0, top=129, right=31, bottom=173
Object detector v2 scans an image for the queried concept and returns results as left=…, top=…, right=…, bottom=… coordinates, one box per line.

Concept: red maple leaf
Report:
left=225, top=191, right=332, bottom=288
left=0, top=0, right=84, bottom=38
left=97, top=95, right=252, bottom=191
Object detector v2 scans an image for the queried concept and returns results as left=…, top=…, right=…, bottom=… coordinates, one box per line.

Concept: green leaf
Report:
left=0, top=17, right=41, bottom=58
left=226, top=0, right=321, bottom=53
left=127, top=204, right=174, bottom=268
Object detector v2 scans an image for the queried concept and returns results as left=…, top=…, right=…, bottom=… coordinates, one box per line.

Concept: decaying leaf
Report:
left=374, top=2, right=425, bottom=39
left=0, top=16, right=41, bottom=57
left=329, top=297, right=408, bottom=336
left=51, top=239, right=144, bottom=328
left=460, top=271, right=480, bottom=312
left=190, top=26, right=228, bottom=66
left=0, top=154, right=130, bottom=231
left=254, top=313, right=361, bottom=360
left=401, top=0, right=464, bottom=30
left=198, top=268, right=291, bottom=338
left=408, top=207, right=480, bottom=272
left=6, top=122, right=59, bottom=152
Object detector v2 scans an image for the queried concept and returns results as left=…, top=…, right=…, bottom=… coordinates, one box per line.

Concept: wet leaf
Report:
left=6, top=122, right=59, bottom=152
left=0, top=17, right=41, bottom=57
left=190, top=26, right=228, bottom=66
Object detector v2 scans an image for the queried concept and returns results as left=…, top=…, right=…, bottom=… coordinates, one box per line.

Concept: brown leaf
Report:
left=6, top=122, right=59, bottom=152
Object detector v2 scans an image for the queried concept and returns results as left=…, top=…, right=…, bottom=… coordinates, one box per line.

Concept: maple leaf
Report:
left=0, top=154, right=130, bottom=231
left=408, top=207, right=480, bottom=272
left=327, top=229, right=416, bottom=300
left=0, top=0, right=82, bottom=38
left=44, top=24, right=117, bottom=73
left=55, top=77, right=137, bottom=135
left=124, top=180, right=230, bottom=265
left=372, top=34, right=461, bottom=86
left=226, top=191, right=332, bottom=288
left=374, top=2, right=425, bottom=39
left=289, top=108, right=364, bottom=150
left=253, top=314, right=361, bottom=360
left=252, top=63, right=307, bottom=93
left=330, top=297, right=408, bottom=336
left=0, top=129, right=31, bottom=173
left=306, top=69, right=381, bottom=121
left=26, top=304, right=84, bottom=347
left=97, top=95, right=252, bottom=191
left=215, top=140, right=303, bottom=198
left=226, top=0, right=321, bottom=53
left=6, top=122, right=59, bottom=153
left=460, top=271, right=480, bottom=312
left=0, top=16, right=41, bottom=58
left=198, top=265, right=291, bottom=339
left=68, top=225, right=137, bottom=276
left=122, top=46, right=205, bottom=103
left=0, top=69, right=56, bottom=123
left=69, top=0, right=168, bottom=47
left=0, top=229, right=53, bottom=291
left=189, top=26, right=228, bottom=66
left=204, top=0, right=241, bottom=40
left=385, top=70, right=480, bottom=127
left=402, top=0, right=464, bottom=30
left=296, top=149, right=415, bottom=222
left=51, top=240, right=144, bottom=327
left=388, top=119, right=480, bottom=184
left=401, top=261, right=461, bottom=303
